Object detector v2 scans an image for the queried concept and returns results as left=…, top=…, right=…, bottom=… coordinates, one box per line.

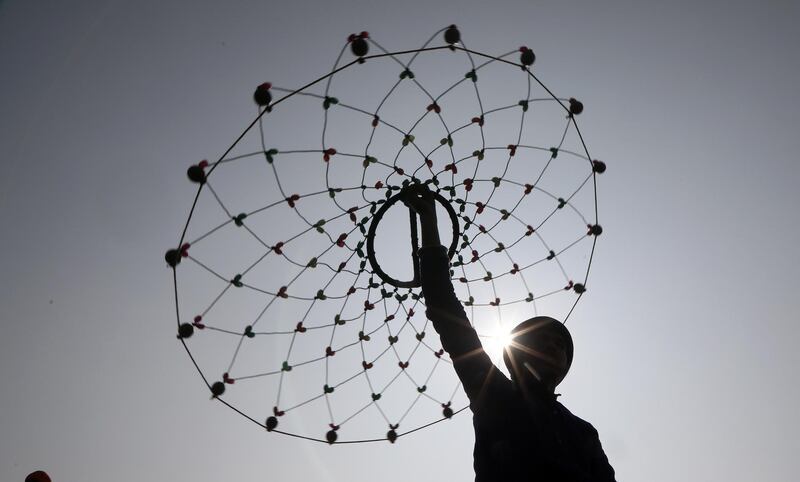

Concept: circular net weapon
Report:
left=166, top=25, right=606, bottom=444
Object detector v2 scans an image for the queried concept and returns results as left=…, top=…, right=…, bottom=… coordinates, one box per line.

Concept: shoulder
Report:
left=557, top=401, right=599, bottom=436
left=470, top=367, right=515, bottom=416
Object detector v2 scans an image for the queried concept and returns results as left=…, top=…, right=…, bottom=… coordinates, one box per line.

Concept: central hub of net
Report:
left=366, top=188, right=460, bottom=288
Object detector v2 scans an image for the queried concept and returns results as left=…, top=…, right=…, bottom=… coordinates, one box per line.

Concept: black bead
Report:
left=351, top=37, right=368, bottom=57
left=387, top=429, right=398, bottom=443
left=592, top=160, right=606, bottom=173
left=165, top=249, right=181, bottom=267
left=266, top=416, right=278, bottom=431
left=569, top=98, right=584, bottom=115
left=210, top=381, right=225, bottom=397
left=326, top=429, right=338, bottom=444
left=520, top=49, right=535, bottom=66
left=177, top=323, right=194, bottom=339
left=443, top=406, right=454, bottom=418
left=444, top=25, right=460, bottom=45
left=186, top=165, right=206, bottom=184
left=253, top=85, right=272, bottom=106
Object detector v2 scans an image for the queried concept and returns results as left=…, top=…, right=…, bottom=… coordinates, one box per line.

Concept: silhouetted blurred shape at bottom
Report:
left=25, top=471, right=51, bottom=482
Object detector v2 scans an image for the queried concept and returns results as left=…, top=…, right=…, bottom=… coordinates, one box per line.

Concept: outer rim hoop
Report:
left=366, top=188, right=460, bottom=288
left=170, top=40, right=600, bottom=444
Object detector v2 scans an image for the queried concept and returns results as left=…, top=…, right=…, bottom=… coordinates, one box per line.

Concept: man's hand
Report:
left=401, top=184, right=441, bottom=248
left=401, top=184, right=436, bottom=218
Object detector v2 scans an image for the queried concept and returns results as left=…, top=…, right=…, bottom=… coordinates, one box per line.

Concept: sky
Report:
left=1, top=0, right=799, bottom=481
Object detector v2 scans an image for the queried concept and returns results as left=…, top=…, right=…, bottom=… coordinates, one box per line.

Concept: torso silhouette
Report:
left=419, top=246, right=616, bottom=482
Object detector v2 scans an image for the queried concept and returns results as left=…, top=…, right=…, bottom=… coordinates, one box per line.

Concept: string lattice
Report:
left=166, top=26, right=605, bottom=444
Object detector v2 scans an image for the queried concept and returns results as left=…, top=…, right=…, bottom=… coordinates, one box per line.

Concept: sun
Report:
left=480, top=324, right=513, bottom=364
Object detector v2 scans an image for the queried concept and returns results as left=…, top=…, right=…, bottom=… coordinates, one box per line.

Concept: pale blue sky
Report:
left=1, top=1, right=799, bottom=481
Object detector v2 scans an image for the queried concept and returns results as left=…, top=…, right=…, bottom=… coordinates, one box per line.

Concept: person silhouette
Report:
left=402, top=185, right=616, bottom=482
left=25, top=471, right=51, bottom=482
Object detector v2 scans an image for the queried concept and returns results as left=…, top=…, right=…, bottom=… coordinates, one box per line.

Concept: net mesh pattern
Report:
left=166, top=26, right=604, bottom=444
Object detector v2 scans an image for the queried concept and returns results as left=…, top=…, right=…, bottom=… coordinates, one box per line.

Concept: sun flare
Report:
left=481, top=325, right=513, bottom=364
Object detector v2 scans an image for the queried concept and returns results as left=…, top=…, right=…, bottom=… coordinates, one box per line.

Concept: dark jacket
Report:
left=419, top=245, right=616, bottom=482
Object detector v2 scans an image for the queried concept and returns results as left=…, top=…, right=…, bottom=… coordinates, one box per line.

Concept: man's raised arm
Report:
left=402, top=186, right=502, bottom=403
